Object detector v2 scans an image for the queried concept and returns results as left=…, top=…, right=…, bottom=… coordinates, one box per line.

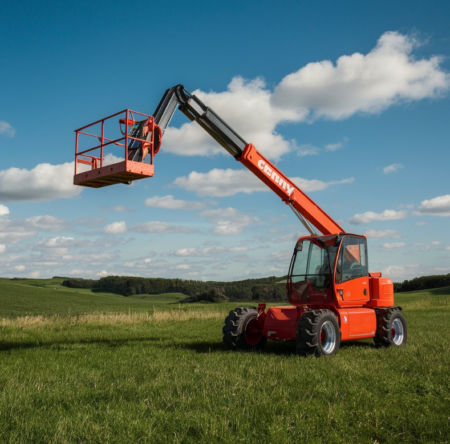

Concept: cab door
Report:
left=335, top=236, right=370, bottom=304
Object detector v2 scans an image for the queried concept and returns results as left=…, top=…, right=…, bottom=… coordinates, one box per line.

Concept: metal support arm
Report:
left=152, top=85, right=247, bottom=158
left=150, top=85, right=345, bottom=235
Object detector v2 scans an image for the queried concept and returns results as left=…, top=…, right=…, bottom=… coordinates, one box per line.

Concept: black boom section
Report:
left=152, top=85, right=247, bottom=158
left=152, top=85, right=185, bottom=136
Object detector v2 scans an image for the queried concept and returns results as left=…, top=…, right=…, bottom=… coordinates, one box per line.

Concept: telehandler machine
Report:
left=74, top=85, right=407, bottom=356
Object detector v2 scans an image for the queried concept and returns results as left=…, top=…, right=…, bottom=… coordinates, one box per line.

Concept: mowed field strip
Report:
left=0, top=279, right=449, bottom=443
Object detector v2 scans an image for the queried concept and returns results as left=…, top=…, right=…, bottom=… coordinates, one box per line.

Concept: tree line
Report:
left=62, top=272, right=450, bottom=301
left=62, top=275, right=287, bottom=302
left=393, top=273, right=450, bottom=293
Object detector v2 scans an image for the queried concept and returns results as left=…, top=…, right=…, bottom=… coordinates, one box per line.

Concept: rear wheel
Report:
left=296, top=309, right=340, bottom=357
left=223, top=307, right=267, bottom=351
left=374, top=308, right=407, bottom=347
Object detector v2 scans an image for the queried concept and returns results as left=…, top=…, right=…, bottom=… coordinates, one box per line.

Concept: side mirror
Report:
left=296, top=241, right=303, bottom=252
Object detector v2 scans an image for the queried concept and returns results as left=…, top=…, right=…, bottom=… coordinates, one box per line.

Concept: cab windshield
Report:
left=287, top=240, right=338, bottom=304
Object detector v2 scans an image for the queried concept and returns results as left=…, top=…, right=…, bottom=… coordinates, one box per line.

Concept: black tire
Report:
left=296, top=309, right=341, bottom=357
left=223, top=307, right=267, bottom=351
left=374, top=308, right=407, bottom=347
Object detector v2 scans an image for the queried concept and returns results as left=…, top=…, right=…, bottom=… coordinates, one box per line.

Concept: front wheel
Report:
left=223, top=307, right=267, bottom=351
left=296, top=309, right=341, bottom=357
left=374, top=308, right=408, bottom=347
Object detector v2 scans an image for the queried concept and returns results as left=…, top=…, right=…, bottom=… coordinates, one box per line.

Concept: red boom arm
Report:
left=238, top=144, right=345, bottom=236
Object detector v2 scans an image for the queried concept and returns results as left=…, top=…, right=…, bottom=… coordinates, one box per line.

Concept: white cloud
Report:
left=416, top=221, right=427, bottom=226
left=163, top=77, right=297, bottom=161
left=0, top=205, right=9, bottom=216
left=0, top=121, right=16, bottom=137
left=431, top=241, right=440, bottom=245
left=382, top=264, right=449, bottom=280
left=383, top=264, right=419, bottom=279
left=33, top=236, right=124, bottom=251
left=198, top=208, right=241, bottom=219
left=123, top=257, right=156, bottom=269
left=383, top=163, right=403, bottom=174
left=366, top=229, right=401, bottom=238
left=0, top=162, right=82, bottom=202
left=291, top=176, right=354, bottom=192
left=174, top=168, right=354, bottom=197
left=23, top=215, right=67, bottom=231
left=271, top=232, right=307, bottom=243
left=37, top=236, right=76, bottom=248
left=112, top=205, right=131, bottom=213
left=0, top=244, right=5, bottom=253
left=295, top=144, right=320, bottom=157
left=447, top=246, right=450, bottom=251
left=272, top=32, right=449, bottom=120
left=104, top=221, right=127, bottom=234
left=14, top=265, right=26, bottom=272
left=174, top=169, right=265, bottom=197
left=29, top=271, right=40, bottom=278
left=144, top=195, right=207, bottom=211
left=61, top=252, right=118, bottom=266
left=174, top=246, right=248, bottom=257
left=267, top=250, right=292, bottom=264
left=0, top=215, right=67, bottom=244
left=349, top=209, right=407, bottom=225
left=416, top=194, right=450, bottom=216
left=103, top=153, right=124, bottom=165
left=383, top=242, right=406, bottom=251
left=325, top=137, right=349, bottom=152
left=161, top=33, right=448, bottom=161
left=198, top=207, right=256, bottom=235
left=133, top=221, right=196, bottom=234
left=0, top=232, right=36, bottom=244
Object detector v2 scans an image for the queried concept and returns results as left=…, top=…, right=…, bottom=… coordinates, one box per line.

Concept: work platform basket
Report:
left=74, top=109, right=161, bottom=188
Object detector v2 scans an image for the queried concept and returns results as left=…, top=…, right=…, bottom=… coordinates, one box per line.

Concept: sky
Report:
left=0, top=0, right=449, bottom=282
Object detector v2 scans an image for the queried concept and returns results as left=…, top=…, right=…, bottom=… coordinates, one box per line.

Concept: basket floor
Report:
left=74, top=161, right=154, bottom=188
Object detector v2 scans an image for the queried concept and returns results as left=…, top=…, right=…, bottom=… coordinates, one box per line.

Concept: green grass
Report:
left=0, top=278, right=186, bottom=317
left=0, top=280, right=449, bottom=443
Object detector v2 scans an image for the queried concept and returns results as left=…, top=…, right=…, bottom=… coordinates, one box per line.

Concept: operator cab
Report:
left=287, top=234, right=369, bottom=306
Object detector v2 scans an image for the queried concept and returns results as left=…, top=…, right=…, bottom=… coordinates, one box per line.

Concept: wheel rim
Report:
left=320, top=320, right=336, bottom=354
left=245, top=316, right=262, bottom=346
left=392, top=318, right=404, bottom=345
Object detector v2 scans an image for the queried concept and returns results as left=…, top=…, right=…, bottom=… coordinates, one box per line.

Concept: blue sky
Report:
left=0, top=0, right=449, bottom=282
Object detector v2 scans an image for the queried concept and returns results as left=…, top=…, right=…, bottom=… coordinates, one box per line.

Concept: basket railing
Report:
left=74, top=109, right=154, bottom=175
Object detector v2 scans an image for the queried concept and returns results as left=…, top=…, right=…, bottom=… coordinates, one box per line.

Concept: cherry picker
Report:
left=74, top=85, right=407, bottom=356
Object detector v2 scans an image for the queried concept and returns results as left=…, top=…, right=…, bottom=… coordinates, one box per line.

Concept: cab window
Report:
left=336, top=236, right=368, bottom=283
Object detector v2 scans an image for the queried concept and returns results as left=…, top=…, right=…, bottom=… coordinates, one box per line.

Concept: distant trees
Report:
left=62, top=278, right=97, bottom=289
left=181, top=287, right=230, bottom=303
left=393, top=273, right=450, bottom=293
left=62, top=275, right=287, bottom=302
left=62, top=272, right=450, bottom=301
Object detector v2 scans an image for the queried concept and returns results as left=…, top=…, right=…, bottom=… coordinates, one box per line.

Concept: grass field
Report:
left=0, top=278, right=186, bottom=317
left=0, top=279, right=449, bottom=443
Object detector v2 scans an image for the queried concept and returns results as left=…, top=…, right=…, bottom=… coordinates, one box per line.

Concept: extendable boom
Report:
left=152, top=85, right=345, bottom=236
left=152, top=85, right=247, bottom=158
left=238, top=144, right=345, bottom=235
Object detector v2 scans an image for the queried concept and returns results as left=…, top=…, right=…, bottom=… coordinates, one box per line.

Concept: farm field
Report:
left=0, top=279, right=449, bottom=443
left=0, top=278, right=186, bottom=317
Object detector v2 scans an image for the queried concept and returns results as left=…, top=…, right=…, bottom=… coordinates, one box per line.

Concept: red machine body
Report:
left=74, top=85, right=407, bottom=356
